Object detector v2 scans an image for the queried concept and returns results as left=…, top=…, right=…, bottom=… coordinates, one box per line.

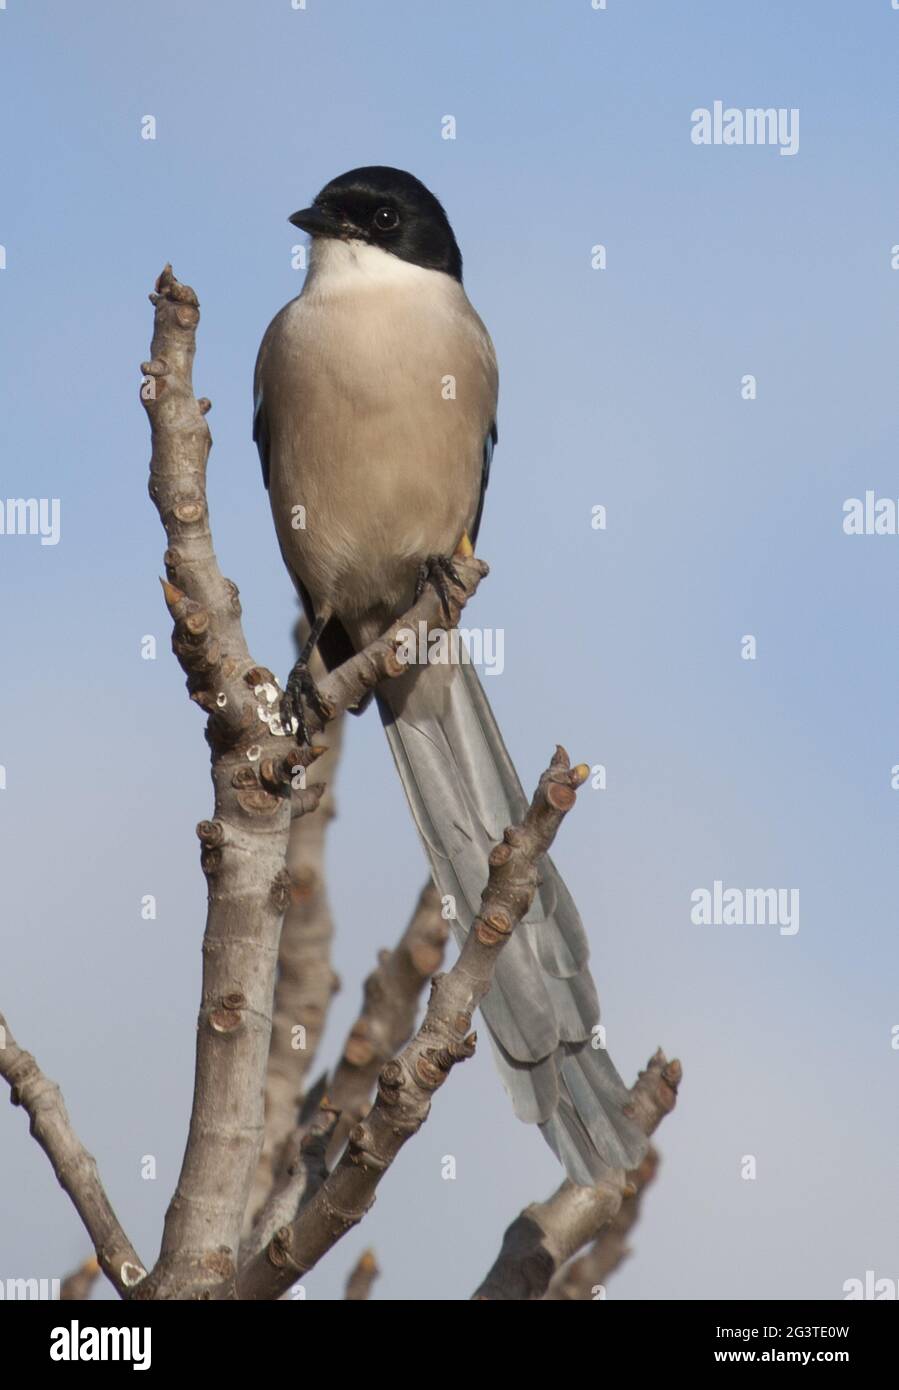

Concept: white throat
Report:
left=303, top=237, right=451, bottom=298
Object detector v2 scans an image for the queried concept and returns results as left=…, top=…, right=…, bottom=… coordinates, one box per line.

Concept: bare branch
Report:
left=137, top=265, right=306, bottom=1298
left=242, top=880, right=447, bottom=1262
left=306, top=571, right=485, bottom=746
left=0, top=1013, right=145, bottom=1297
left=60, top=1256, right=102, bottom=1302
left=241, top=1095, right=339, bottom=1267
left=246, top=661, right=345, bottom=1232
left=237, top=747, right=592, bottom=1300
left=472, top=1051, right=681, bottom=1300
left=311, top=557, right=487, bottom=730
left=544, top=1146, right=660, bottom=1299
left=344, top=1249, right=379, bottom=1301
left=328, top=880, right=448, bottom=1153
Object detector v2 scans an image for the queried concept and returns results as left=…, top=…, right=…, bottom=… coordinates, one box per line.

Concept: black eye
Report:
left=373, top=206, right=400, bottom=232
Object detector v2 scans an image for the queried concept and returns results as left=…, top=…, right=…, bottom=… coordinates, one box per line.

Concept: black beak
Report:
left=288, top=204, right=345, bottom=237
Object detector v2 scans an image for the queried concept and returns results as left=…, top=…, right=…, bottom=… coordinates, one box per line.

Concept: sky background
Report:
left=2, top=0, right=898, bottom=1302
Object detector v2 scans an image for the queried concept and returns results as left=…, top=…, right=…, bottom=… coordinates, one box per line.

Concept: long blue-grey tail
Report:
left=376, top=655, right=647, bottom=1184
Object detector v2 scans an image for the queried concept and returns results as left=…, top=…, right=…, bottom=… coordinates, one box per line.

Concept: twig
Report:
left=60, top=1256, right=102, bottom=1302
left=344, top=1250, right=379, bottom=1301
left=240, top=1094, right=338, bottom=1266
left=544, top=1146, right=660, bottom=1299
left=328, top=880, right=448, bottom=1154
left=472, top=1051, right=681, bottom=1300
left=237, top=747, right=591, bottom=1299
left=0, top=1013, right=145, bottom=1297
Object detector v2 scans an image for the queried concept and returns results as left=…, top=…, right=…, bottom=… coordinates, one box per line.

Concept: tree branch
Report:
left=236, top=747, right=591, bottom=1300
left=344, top=1249, right=379, bottom=1300
left=543, top=1146, right=660, bottom=1299
left=137, top=265, right=307, bottom=1298
left=61, top=1256, right=102, bottom=1302
left=136, top=265, right=486, bottom=1298
left=472, top=1050, right=681, bottom=1300
left=328, top=879, right=448, bottom=1154
left=246, top=651, right=345, bottom=1233
left=0, top=1013, right=145, bottom=1297
left=241, top=880, right=448, bottom=1262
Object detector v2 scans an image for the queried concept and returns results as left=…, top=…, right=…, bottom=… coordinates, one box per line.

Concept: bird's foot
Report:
left=415, top=554, right=465, bottom=622
left=280, top=659, right=331, bottom=746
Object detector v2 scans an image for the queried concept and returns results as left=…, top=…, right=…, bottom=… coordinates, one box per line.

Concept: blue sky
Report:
left=2, top=0, right=898, bottom=1301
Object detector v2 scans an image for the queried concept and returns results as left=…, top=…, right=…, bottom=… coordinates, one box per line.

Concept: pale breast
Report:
left=261, top=245, right=497, bottom=619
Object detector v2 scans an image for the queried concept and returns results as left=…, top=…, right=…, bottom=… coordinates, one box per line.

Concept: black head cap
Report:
left=289, top=166, right=462, bottom=281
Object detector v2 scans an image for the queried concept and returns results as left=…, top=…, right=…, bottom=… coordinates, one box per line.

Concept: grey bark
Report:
left=0, top=1012, right=145, bottom=1296
left=246, top=647, right=345, bottom=1234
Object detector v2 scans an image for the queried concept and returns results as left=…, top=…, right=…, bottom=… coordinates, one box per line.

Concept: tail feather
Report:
left=538, top=965, right=601, bottom=1043
left=540, top=1059, right=638, bottom=1184
left=558, top=1044, right=642, bottom=1168
left=377, top=655, right=646, bottom=1182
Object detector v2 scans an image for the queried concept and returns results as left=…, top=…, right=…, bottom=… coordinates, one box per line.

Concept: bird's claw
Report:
left=280, top=660, right=330, bottom=746
left=415, top=554, right=464, bottom=622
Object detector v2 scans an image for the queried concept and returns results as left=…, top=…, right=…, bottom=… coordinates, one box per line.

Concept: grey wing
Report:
left=253, top=314, right=284, bottom=491
left=252, top=370, right=270, bottom=490
left=470, top=420, right=497, bottom=550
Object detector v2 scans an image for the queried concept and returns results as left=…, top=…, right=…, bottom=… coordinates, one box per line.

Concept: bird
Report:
left=253, top=165, right=647, bottom=1184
